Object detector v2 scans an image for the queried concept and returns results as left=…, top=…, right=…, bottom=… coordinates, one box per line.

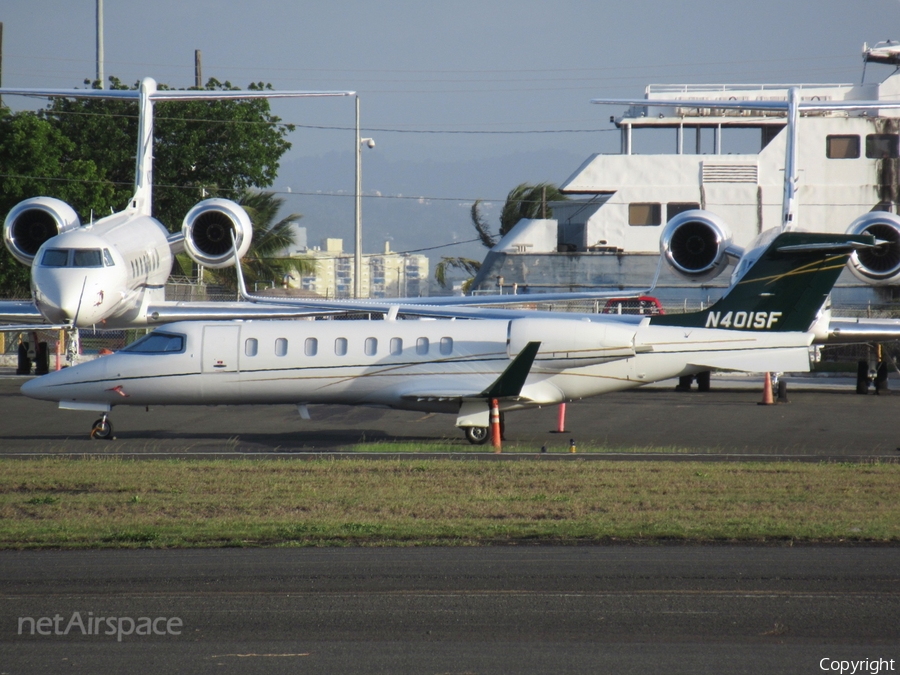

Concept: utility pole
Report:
left=355, top=96, right=362, bottom=299
left=96, top=0, right=104, bottom=88
left=194, top=50, right=202, bottom=88
left=0, top=23, right=4, bottom=109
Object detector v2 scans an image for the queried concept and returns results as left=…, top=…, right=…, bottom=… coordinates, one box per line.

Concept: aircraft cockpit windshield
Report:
left=121, top=332, right=185, bottom=354
left=40, top=248, right=115, bottom=268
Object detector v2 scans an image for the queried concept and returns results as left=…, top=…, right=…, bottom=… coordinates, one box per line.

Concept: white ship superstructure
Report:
left=470, top=43, right=900, bottom=307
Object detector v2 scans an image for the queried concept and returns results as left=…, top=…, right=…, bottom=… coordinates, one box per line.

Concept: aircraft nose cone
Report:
left=33, top=271, right=110, bottom=326
left=20, top=375, right=51, bottom=401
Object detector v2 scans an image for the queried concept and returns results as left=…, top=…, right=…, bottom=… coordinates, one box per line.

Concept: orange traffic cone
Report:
left=758, top=372, right=774, bottom=405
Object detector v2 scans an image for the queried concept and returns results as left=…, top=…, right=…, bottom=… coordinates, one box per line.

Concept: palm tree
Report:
left=434, top=182, right=568, bottom=290
left=211, top=190, right=314, bottom=290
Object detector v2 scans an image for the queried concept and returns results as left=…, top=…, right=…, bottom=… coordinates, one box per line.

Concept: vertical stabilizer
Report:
left=129, top=77, right=157, bottom=216
left=650, top=232, right=875, bottom=332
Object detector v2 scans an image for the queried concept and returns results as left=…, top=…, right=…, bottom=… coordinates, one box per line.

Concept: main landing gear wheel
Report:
left=90, top=415, right=113, bottom=440
left=464, top=426, right=490, bottom=445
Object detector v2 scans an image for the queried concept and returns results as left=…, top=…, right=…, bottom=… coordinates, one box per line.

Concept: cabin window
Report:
left=440, top=337, right=453, bottom=355
left=335, top=337, right=348, bottom=356
left=866, top=134, right=900, bottom=159
left=826, top=135, right=860, bottom=159
left=365, top=337, right=378, bottom=356
left=122, top=332, right=185, bottom=354
left=275, top=338, right=288, bottom=357
left=416, top=337, right=429, bottom=355
left=244, top=338, right=258, bottom=357
left=305, top=337, right=318, bottom=356
left=390, top=337, right=403, bottom=355
left=73, top=249, right=103, bottom=268
left=41, top=249, right=69, bottom=267
left=666, top=203, right=699, bottom=220
left=628, top=203, right=661, bottom=226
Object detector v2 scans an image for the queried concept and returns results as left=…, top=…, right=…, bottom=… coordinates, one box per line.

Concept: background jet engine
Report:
left=846, top=211, right=900, bottom=285
left=181, top=198, right=253, bottom=269
left=3, top=197, right=82, bottom=266
left=659, top=209, right=734, bottom=282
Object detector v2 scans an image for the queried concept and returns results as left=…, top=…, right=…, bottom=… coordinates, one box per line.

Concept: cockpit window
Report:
left=41, top=249, right=69, bottom=267
left=72, top=249, right=103, bottom=267
left=103, top=249, right=115, bottom=267
left=122, top=332, right=185, bottom=354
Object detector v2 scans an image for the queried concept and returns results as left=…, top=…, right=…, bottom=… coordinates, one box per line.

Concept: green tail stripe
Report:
left=650, top=232, right=875, bottom=332
left=481, top=341, right=541, bottom=398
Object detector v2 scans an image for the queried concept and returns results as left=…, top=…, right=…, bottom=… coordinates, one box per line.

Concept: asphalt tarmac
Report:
left=2, top=546, right=898, bottom=675
left=3, top=373, right=900, bottom=673
left=2, top=372, right=899, bottom=458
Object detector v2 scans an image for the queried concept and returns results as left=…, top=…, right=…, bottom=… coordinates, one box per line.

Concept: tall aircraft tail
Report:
left=649, top=232, right=876, bottom=332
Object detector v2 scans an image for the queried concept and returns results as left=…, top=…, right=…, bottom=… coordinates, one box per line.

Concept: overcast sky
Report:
left=3, top=1, right=900, bottom=258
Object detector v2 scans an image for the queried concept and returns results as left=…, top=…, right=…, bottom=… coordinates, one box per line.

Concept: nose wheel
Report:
left=90, top=414, right=114, bottom=440
left=464, top=426, right=490, bottom=445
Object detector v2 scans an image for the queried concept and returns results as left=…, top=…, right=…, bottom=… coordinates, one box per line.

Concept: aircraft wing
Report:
left=144, top=301, right=341, bottom=323
left=0, top=300, right=47, bottom=330
left=825, top=317, right=900, bottom=344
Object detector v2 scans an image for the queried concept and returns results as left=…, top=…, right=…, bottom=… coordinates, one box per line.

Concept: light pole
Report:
left=354, top=95, right=375, bottom=299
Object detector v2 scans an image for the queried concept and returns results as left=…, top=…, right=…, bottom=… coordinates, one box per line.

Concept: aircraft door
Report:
left=202, top=324, right=240, bottom=373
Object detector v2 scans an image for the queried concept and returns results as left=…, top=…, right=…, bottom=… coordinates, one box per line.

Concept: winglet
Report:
left=480, top=341, right=541, bottom=398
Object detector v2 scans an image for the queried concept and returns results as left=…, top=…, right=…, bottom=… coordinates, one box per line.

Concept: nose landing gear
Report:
left=90, top=414, right=114, bottom=440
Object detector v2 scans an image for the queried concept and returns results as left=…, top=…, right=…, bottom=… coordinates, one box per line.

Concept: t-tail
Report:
left=649, top=231, right=876, bottom=332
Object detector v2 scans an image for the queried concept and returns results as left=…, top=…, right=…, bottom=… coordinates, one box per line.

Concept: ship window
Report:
left=440, top=337, right=453, bottom=355
left=416, top=337, right=429, bottom=355
left=72, top=249, right=103, bottom=268
left=122, top=332, right=185, bottom=354
left=866, top=134, right=899, bottom=159
left=244, top=338, right=258, bottom=357
left=390, top=337, right=403, bottom=355
left=41, top=249, right=69, bottom=267
left=629, top=203, right=662, bottom=226
left=666, top=203, right=700, bottom=220
left=275, top=338, right=288, bottom=357
left=335, top=337, right=348, bottom=356
left=826, top=135, right=860, bottom=159
left=305, top=337, right=318, bottom=356
left=365, top=337, right=378, bottom=356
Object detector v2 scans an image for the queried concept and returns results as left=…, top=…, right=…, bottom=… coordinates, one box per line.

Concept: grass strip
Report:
left=0, top=458, right=897, bottom=548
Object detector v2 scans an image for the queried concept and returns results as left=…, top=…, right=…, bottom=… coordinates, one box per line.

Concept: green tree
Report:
left=0, top=110, right=115, bottom=295
left=434, top=256, right=482, bottom=291
left=209, top=190, right=314, bottom=291
left=42, top=76, right=295, bottom=230
left=435, top=182, right=568, bottom=290
left=470, top=181, right=568, bottom=246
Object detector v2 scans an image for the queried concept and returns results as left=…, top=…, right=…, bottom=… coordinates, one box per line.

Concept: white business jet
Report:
left=0, top=79, right=355, bottom=331
left=20, top=227, right=876, bottom=441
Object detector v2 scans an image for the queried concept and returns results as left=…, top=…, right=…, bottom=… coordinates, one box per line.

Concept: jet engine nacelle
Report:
left=508, top=318, right=636, bottom=370
left=181, top=198, right=253, bottom=269
left=3, top=197, right=82, bottom=266
left=846, top=211, right=900, bottom=285
left=660, top=210, right=734, bottom=282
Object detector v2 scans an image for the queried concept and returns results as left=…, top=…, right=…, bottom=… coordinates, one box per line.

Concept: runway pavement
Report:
left=2, top=546, right=898, bottom=674
left=2, top=372, right=899, bottom=458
